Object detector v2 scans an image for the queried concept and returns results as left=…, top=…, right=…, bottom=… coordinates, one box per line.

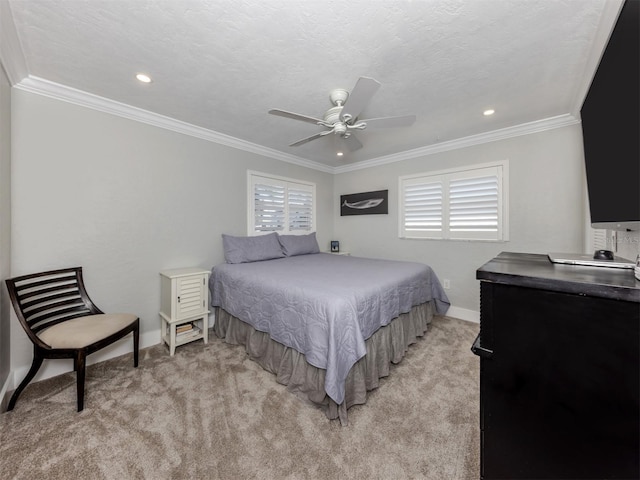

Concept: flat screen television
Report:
left=581, top=0, right=639, bottom=231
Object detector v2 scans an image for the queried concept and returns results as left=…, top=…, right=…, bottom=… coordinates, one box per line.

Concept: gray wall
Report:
left=0, top=62, right=11, bottom=407
left=333, top=124, right=587, bottom=316
left=10, top=89, right=334, bottom=380
left=6, top=89, right=607, bottom=383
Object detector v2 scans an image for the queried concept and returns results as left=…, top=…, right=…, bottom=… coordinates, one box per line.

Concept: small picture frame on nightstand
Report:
left=330, top=241, right=340, bottom=253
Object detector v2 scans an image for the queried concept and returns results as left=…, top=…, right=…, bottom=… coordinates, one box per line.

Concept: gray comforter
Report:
left=209, top=253, right=449, bottom=404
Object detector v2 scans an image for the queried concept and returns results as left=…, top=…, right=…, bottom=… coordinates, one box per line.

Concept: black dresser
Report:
left=473, top=252, right=640, bottom=479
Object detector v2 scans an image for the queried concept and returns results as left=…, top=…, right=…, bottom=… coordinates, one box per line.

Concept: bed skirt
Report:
left=213, top=301, right=435, bottom=425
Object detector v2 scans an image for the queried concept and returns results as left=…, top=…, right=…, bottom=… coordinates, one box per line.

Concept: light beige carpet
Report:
left=0, top=315, right=480, bottom=480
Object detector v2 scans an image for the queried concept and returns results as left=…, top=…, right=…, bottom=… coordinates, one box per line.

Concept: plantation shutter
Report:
left=448, top=171, right=500, bottom=240
left=399, top=164, right=506, bottom=241
left=592, top=228, right=608, bottom=250
left=288, top=185, right=314, bottom=232
left=254, top=180, right=286, bottom=232
left=249, top=172, right=316, bottom=235
left=401, top=180, right=443, bottom=237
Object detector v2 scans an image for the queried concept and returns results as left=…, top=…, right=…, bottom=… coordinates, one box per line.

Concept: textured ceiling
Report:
left=6, top=0, right=619, bottom=169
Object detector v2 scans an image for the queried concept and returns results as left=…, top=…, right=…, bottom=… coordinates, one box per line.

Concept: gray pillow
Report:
left=278, top=232, right=320, bottom=257
left=222, top=233, right=285, bottom=264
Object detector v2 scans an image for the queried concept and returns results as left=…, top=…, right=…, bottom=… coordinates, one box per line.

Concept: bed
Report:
left=209, top=232, right=450, bottom=424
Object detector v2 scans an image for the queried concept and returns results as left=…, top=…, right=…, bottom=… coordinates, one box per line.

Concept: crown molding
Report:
left=14, top=75, right=335, bottom=174
left=15, top=75, right=580, bottom=177
left=334, top=114, right=580, bottom=174
left=0, top=0, right=28, bottom=85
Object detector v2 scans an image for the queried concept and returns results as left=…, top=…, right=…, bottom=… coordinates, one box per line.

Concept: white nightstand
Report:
left=159, top=267, right=210, bottom=356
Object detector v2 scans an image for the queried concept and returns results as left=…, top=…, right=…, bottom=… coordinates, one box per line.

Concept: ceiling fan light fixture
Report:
left=334, top=123, right=347, bottom=136
left=324, top=106, right=343, bottom=124
left=268, top=76, right=415, bottom=153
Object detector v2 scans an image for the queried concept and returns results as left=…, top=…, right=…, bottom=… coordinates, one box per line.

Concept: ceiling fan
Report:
left=268, top=77, right=416, bottom=152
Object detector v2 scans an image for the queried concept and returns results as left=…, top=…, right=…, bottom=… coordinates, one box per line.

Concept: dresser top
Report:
left=477, top=252, right=640, bottom=303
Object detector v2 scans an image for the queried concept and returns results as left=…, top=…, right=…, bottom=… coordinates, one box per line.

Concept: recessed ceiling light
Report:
left=136, top=73, right=152, bottom=83
left=336, top=152, right=344, bottom=156
left=483, top=109, right=495, bottom=116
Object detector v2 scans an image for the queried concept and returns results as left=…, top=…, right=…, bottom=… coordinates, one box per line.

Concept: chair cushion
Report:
left=37, top=313, right=138, bottom=349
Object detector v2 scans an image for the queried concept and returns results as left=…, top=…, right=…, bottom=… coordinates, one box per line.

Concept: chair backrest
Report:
left=5, top=267, right=103, bottom=349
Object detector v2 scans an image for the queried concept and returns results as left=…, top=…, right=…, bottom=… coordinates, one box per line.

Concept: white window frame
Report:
left=399, top=161, right=509, bottom=241
left=247, top=170, right=316, bottom=236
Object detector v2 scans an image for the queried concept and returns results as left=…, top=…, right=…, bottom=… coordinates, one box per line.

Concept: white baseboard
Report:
left=8, top=328, right=161, bottom=392
left=444, top=305, right=480, bottom=323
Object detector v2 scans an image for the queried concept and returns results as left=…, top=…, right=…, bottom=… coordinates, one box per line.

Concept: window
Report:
left=399, top=162, right=508, bottom=241
left=248, top=171, right=316, bottom=235
left=591, top=228, right=608, bottom=251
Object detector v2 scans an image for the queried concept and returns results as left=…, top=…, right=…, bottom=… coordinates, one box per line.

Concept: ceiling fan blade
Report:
left=340, top=77, right=381, bottom=122
left=289, top=131, right=331, bottom=147
left=269, top=109, right=323, bottom=125
left=343, top=134, right=363, bottom=152
left=359, top=115, right=416, bottom=129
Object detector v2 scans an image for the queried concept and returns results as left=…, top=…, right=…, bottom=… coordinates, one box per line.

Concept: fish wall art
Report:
left=340, top=189, right=388, bottom=216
